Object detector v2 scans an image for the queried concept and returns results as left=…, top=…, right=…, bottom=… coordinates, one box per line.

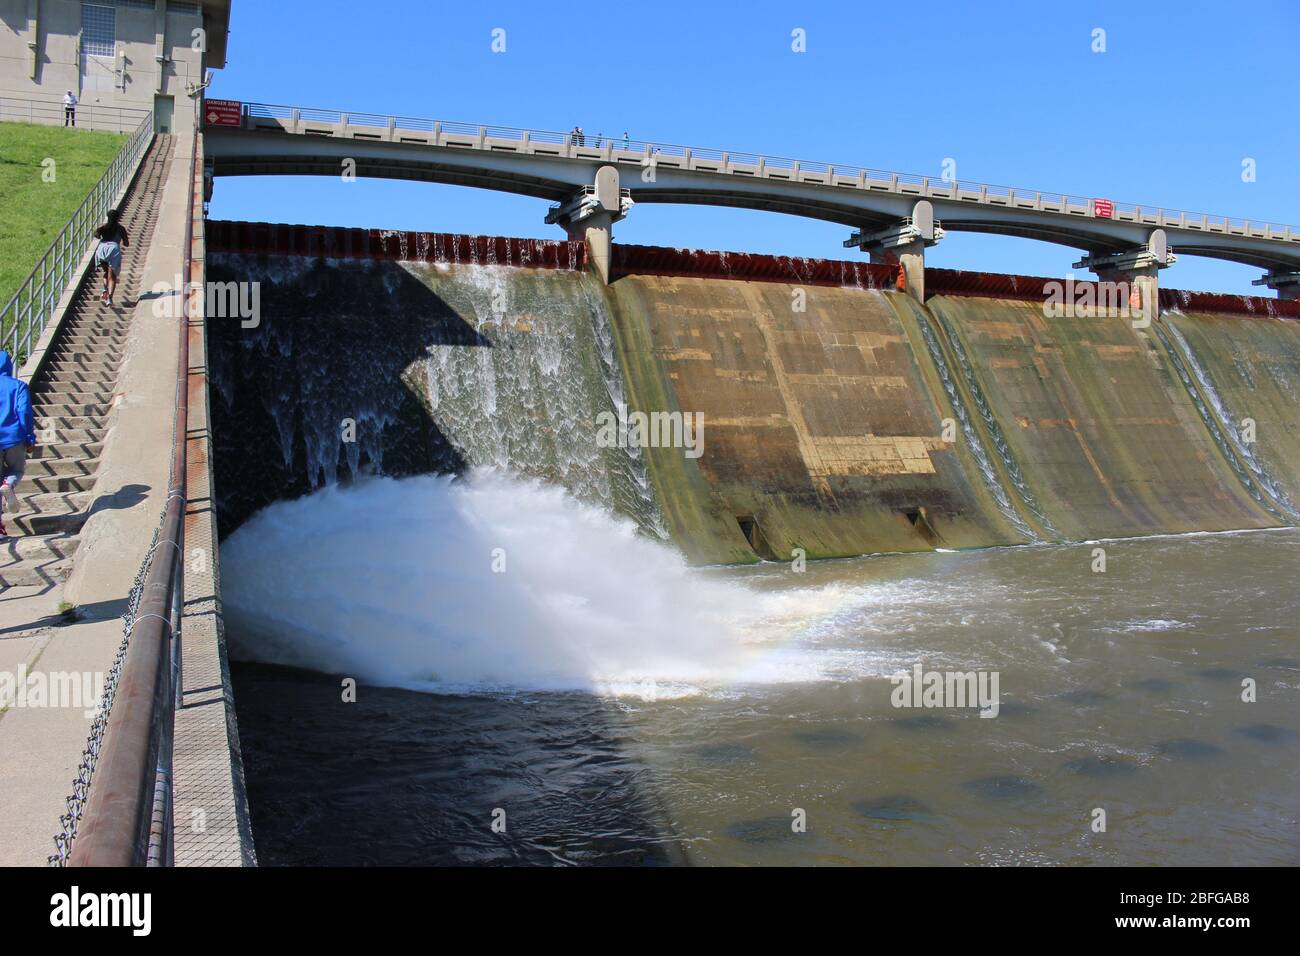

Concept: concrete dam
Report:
left=200, top=223, right=1300, bottom=866
left=5, top=0, right=1296, bottom=877
left=206, top=221, right=1300, bottom=565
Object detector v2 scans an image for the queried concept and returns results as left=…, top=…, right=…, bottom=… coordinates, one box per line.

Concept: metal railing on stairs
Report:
left=1, top=109, right=154, bottom=366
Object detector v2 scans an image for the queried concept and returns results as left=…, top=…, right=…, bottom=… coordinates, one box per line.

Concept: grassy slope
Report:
left=0, top=122, right=126, bottom=309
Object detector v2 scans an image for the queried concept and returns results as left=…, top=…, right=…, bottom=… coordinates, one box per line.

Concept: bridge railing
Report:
left=232, top=101, right=1299, bottom=242
left=1, top=108, right=154, bottom=366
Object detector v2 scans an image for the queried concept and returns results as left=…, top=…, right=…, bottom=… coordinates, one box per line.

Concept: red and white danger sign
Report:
left=1093, top=198, right=1114, bottom=219
left=204, top=99, right=242, bottom=128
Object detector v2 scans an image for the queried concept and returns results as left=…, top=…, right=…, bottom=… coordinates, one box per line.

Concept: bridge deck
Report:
left=202, top=102, right=1300, bottom=274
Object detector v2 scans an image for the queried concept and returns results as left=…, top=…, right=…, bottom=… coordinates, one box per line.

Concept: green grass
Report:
left=0, top=122, right=127, bottom=310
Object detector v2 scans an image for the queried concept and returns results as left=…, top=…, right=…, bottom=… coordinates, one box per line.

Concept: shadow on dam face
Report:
left=207, top=254, right=479, bottom=535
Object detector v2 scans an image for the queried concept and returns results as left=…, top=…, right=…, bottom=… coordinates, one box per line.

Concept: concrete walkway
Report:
left=0, top=133, right=194, bottom=866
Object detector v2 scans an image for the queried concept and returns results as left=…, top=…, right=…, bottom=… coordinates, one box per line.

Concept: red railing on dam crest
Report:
left=205, top=221, right=1300, bottom=319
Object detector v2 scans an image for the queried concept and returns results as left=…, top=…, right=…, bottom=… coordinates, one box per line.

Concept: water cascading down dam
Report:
left=207, top=221, right=1300, bottom=566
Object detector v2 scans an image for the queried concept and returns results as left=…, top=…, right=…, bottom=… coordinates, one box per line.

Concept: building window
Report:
left=168, top=1, right=201, bottom=15
left=115, top=0, right=156, bottom=10
left=81, top=4, right=116, bottom=58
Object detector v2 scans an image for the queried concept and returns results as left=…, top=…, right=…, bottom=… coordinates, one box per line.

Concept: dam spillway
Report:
left=206, top=220, right=1300, bottom=561
left=204, top=222, right=1300, bottom=867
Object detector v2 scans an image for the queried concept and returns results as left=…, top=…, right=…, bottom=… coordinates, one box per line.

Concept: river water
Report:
left=225, top=474, right=1300, bottom=866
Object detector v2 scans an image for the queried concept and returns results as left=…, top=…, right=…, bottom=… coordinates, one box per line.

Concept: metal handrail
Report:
left=237, top=100, right=1300, bottom=241
left=0, top=95, right=151, bottom=133
left=1, top=109, right=154, bottom=366
left=67, top=121, right=196, bottom=868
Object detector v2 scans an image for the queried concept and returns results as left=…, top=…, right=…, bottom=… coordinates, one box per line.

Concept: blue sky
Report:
left=207, top=0, right=1300, bottom=294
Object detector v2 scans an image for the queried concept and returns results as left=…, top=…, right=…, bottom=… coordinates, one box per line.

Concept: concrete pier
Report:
left=545, top=165, right=626, bottom=284
left=845, top=200, right=943, bottom=302
left=1074, top=229, right=1174, bottom=320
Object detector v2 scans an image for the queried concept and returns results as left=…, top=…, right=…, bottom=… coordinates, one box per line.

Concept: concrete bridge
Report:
left=202, top=101, right=1300, bottom=299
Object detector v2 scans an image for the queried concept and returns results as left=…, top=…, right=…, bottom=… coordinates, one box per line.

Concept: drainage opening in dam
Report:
left=905, top=508, right=942, bottom=546
left=735, top=515, right=778, bottom=560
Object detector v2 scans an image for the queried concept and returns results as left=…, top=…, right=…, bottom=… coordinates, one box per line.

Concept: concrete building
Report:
left=0, top=0, right=229, bottom=134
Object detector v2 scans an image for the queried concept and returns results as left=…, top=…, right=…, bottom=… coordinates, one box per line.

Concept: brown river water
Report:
left=228, top=516, right=1300, bottom=866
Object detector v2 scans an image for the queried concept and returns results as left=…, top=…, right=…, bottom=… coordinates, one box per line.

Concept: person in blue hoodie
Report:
left=0, top=351, right=36, bottom=538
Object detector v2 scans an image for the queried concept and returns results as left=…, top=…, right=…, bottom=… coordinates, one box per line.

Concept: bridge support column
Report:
left=1073, top=229, right=1174, bottom=323
left=545, top=165, right=630, bottom=284
left=1252, top=270, right=1300, bottom=300
left=844, top=200, right=943, bottom=302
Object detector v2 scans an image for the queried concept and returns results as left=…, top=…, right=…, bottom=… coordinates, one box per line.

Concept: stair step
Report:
left=59, top=328, right=128, bottom=341
left=14, top=489, right=93, bottom=512
left=0, top=557, right=73, bottom=588
left=57, top=338, right=127, bottom=352
left=1, top=534, right=80, bottom=562
left=32, top=403, right=110, bottom=417
left=11, top=492, right=94, bottom=535
left=36, top=415, right=107, bottom=431
left=28, top=474, right=95, bottom=494
left=35, top=428, right=105, bottom=445
left=42, top=373, right=116, bottom=389
left=56, top=327, right=128, bottom=341
left=37, top=390, right=112, bottom=406
left=60, top=323, right=128, bottom=335
left=32, top=441, right=103, bottom=460
left=47, top=344, right=122, bottom=361
left=43, top=355, right=120, bottom=372
left=24, top=457, right=100, bottom=478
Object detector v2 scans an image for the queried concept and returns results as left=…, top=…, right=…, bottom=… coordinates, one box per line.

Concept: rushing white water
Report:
left=1161, top=322, right=1299, bottom=520
left=221, top=470, right=875, bottom=699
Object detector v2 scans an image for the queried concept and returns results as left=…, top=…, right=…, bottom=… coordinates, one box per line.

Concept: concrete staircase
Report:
left=0, top=135, right=174, bottom=589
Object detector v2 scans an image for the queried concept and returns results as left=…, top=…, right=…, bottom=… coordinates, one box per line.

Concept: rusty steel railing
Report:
left=65, top=124, right=197, bottom=868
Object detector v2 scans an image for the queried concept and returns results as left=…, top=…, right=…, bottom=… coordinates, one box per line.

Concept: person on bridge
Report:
left=0, top=351, right=36, bottom=539
left=63, top=91, right=77, bottom=127
left=93, top=209, right=130, bottom=306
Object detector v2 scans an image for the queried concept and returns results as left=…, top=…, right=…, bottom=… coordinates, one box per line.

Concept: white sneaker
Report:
left=1, top=481, right=18, bottom=513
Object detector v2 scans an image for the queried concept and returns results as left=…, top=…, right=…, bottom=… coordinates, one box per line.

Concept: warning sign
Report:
left=204, top=99, right=242, bottom=128
left=1093, top=198, right=1114, bottom=219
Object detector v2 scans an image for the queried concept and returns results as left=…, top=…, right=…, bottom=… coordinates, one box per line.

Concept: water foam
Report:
left=221, top=470, right=873, bottom=699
